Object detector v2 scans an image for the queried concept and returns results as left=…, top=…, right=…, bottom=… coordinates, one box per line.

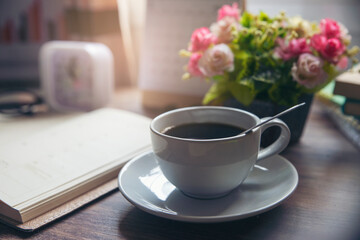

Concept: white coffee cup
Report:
left=150, top=106, right=290, bottom=199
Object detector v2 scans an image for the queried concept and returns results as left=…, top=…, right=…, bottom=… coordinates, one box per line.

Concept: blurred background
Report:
left=0, top=0, right=359, bottom=103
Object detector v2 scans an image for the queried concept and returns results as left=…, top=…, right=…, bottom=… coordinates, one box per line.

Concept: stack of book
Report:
left=333, top=64, right=360, bottom=117
left=316, top=65, right=360, bottom=150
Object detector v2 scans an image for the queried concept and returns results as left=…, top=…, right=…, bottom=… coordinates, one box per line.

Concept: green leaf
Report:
left=202, top=82, right=230, bottom=105
left=211, top=75, right=224, bottom=82
left=237, top=32, right=255, bottom=51
left=235, top=54, right=256, bottom=82
left=268, top=81, right=301, bottom=106
left=236, top=60, right=250, bottom=81
left=241, top=12, right=253, bottom=28
left=228, top=82, right=256, bottom=106
left=259, top=11, right=271, bottom=22
left=234, top=50, right=250, bottom=59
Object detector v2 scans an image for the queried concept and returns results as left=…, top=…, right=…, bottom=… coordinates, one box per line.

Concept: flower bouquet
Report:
left=180, top=3, right=359, bottom=107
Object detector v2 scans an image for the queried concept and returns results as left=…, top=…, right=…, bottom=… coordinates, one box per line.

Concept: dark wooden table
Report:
left=1, top=88, right=359, bottom=240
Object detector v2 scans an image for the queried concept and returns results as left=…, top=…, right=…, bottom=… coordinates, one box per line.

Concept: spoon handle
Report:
left=243, top=102, right=306, bottom=135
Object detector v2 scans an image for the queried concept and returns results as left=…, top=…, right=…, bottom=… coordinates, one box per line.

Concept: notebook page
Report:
left=0, top=108, right=151, bottom=208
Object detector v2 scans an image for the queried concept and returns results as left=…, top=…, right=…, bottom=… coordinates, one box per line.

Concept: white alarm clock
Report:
left=40, top=41, right=114, bottom=112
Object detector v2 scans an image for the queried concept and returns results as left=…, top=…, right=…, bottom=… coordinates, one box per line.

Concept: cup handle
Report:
left=257, top=117, right=291, bottom=162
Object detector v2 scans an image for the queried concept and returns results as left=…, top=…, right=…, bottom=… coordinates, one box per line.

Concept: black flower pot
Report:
left=224, top=94, right=313, bottom=147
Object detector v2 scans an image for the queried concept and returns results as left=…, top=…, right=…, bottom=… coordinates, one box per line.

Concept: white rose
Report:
left=291, top=53, right=327, bottom=88
left=210, top=16, right=240, bottom=44
left=198, top=44, right=234, bottom=77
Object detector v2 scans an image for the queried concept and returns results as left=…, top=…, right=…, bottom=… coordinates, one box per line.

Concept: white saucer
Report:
left=118, top=151, right=298, bottom=223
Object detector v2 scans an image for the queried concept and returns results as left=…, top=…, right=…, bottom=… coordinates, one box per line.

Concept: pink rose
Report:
left=291, top=53, right=327, bottom=88
left=274, top=38, right=292, bottom=60
left=288, top=38, right=311, bottom=56
left=274, top=38, right=310, bottom=60
left=320, top=18, right=341, bottom=39
left=311, top=34, right=345, bottom=62
left=310, top=34, right=327, bottom=51
left=322, top=38, right=345, bottom=61
left=210, top=16, right=240, bottom=44
left=336, top=56, right=348, bottom=70
left=188, top=27, right=216, bottom=52
left=198, top=44, right=234, bottom=77
left=187, top=53, right=204, bottom=77
left=217, top=3, right=240, bottom=21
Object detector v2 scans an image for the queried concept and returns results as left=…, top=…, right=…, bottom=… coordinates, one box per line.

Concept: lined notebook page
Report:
left=0, top=108, right=151, bottom=208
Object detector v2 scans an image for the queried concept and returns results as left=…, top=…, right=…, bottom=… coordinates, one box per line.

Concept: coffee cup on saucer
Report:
left=150, top=106, right=290, bottom=199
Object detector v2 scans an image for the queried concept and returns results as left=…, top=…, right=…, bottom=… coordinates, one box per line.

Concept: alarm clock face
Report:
left=52, top=49, right=93, bottom=111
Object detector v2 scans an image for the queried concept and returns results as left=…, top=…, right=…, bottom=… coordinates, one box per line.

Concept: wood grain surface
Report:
left=1, top=88, right=359, bottom=240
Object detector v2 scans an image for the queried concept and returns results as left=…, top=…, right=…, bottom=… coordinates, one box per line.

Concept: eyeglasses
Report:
left=0, top=90, right=47, bottom=115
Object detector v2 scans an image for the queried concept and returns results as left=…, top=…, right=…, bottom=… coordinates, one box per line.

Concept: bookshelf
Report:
left=0, top=0, right=67, bottom=87
left=0, top=0, right=128, bottom=88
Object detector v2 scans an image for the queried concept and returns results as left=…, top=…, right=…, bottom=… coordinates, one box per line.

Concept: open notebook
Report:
left=0, top=108, right=151, bottom=231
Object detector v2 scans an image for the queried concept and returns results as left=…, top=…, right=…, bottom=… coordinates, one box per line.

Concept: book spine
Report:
left=334, top=81, right=360, bottom=100
left=333, top=64, right=360, bottom=100
left=343, top=99, right=360, bottom=116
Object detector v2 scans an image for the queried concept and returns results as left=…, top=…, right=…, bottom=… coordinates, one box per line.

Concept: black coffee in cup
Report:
left=162, top=122, right=244, bottom=139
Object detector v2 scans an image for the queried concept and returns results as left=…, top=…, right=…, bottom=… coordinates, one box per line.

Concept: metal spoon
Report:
left=242, top=102, right=306, bottom=135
